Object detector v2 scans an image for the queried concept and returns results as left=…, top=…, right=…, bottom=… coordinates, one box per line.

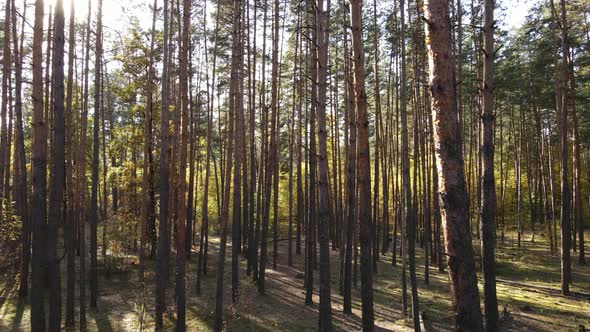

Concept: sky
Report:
left=44, top=0, right=538, bottom=33
left=503, top=0, right=537, bottom=30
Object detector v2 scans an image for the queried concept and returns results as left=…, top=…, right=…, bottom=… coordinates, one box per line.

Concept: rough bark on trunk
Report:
left=423, top=0, right=483, bottom=329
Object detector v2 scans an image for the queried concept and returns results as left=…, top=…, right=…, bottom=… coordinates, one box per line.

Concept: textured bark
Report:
left=78, top=2, right=92, bottom=327
left=349, top=0, right=374, bottom=328
left=64, top=0, right=76, bottom=324
left=423, top=0, right=484, bottom=329
left=305, top=0, right=318, bottom=305
left=259, top=0, right=279, bottom=295
left=174, top=0, right=191, bottom=329
left=48, top=0, right=65, bottom=328
left=139, top=0, right=158, bottom=284
left=155, top=0, right=170, bottom=328
left=480, top=0, right=499, bottom=329
left=213, top=0, right=238, bottom=328
left=557, top=0, right=571, bottom=295
left=232, top=0, right=245, bottom=304
left=316, top=0, right=333, bottom=328
left=13, top=0, right=29, bottom=300
left=89, top=0, right=103, bottom=309
left=30, top=0, right=47, bottom=329
left=342, top=29, right=355, bottom=313
left=0, top=0, right=11, bottom=207
left=399, top=0, right=408, bottom=315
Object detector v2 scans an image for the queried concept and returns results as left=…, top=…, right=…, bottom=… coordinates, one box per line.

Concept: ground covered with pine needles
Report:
left=1, top=230, right=589, bottom=331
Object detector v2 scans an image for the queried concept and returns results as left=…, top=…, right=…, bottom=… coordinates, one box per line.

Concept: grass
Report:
left=0, top=229, right=588, bottom=331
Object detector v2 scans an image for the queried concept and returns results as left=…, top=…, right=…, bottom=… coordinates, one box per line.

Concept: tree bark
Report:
left=30, top=0, right=47, bottom=329
left=349, top=0, right=374, bottom=328
left=480, top=0, right=499, bottom=329
left=423, top=0, right=484, bottom=329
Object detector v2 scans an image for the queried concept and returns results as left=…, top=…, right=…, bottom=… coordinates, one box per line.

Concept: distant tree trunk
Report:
left=64, top=0, right=76, bottom=325
left=13, top=0, right=30, bottom=299
left=259, top=0, right=279, bottom=295
left=316, top=0, right=333, bottom=328
left=247, top=0, right=258, bottom=273
left=557, top=0, right=572, bottom=295
left=231, top=0, right=245, bottom=304
left=271, top=0, right=280, bottom=271
left=399, top=0, right=409, bottom=315
left=0, top=0, right=12, bottom=208
left=295, top=6, right=303, bottom=258
left=570, top=49, right=584, bottom=265
left=287, top=13, right=300, bottom=266
left=423, top=0, right=484, bottom=329
left=47, top=0, right=65, bottom=329
left=213, top=0, right=238, bottom=328
left=371, top=0, right=381, bottom=271
left=30, top=0, right=47, bottom=329
left=174, top=0, right=191, bottom=329
left=155, top=0, right=171, bottom=328
left=349, top=0, right=374, bottom=329
left=305, top=0, right=318, bottom=304
left=342, top=22, right=356, bottom=313
left=140, top=0, right=158, bottom=283
left=89, top=0, right=103, bottom=309
left=78, top=2, right=92, bottom=327
left=480, top=0, right=499, bottom=329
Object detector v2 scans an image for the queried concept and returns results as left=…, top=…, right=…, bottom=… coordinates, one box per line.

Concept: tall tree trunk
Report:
left=174, top=0, right=191, bottom=329
left=305, top=0, right=318, bottom=304
left=89, top=0, right=103, bottom=309
left=399, top=0, right=409, bottom=315
left=13, top=0, right=30, bottom=299
left=30, top=0, right=47, bottom=329
left=232, top=0, right=245, bottom=304
left=423, top=0, right=484, bottom=329
left=47, top=0, right=65, bottom=328
left=0, top=0, right=12, bottom=208
left=349, top=0, right=374, bottom=328
left=213, top=0, right=238, bottom=328
left=78, top=2, right=93, bottom=326
left=260, top=0, right=279, bottom=295
left=480, top=0, right=499, bottom=329
left=155, top=0, right=171, bottom=328
left=140, top=0, right=158, bottom=283
left=557, top=0, right=572, bottom=295
left=316, top=0, right=333, bottom=328
left=64, top=0, right=76, bottom=324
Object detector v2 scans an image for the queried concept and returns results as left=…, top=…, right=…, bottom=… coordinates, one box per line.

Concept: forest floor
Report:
left=0, top=229, right=589, bottom=331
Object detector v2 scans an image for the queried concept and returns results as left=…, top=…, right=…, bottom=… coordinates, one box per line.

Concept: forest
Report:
left=0, top=0, right=588, bottom=330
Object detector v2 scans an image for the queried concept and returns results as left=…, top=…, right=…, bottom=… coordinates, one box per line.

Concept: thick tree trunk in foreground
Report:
left=423, top=0, right=483, bottom=329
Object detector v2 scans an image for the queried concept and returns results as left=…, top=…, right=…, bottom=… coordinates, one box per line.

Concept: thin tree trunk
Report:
left=30, top=0, right=47, bottom=328
left=213, top=0, right=238, bottom=328
left=13, top=0, right=29, bottom=299
left=155, top=0, right=171, bottom=327
left=480, top=0, right=499, bottom=329
left=349, top=0, right=374, bottom=328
